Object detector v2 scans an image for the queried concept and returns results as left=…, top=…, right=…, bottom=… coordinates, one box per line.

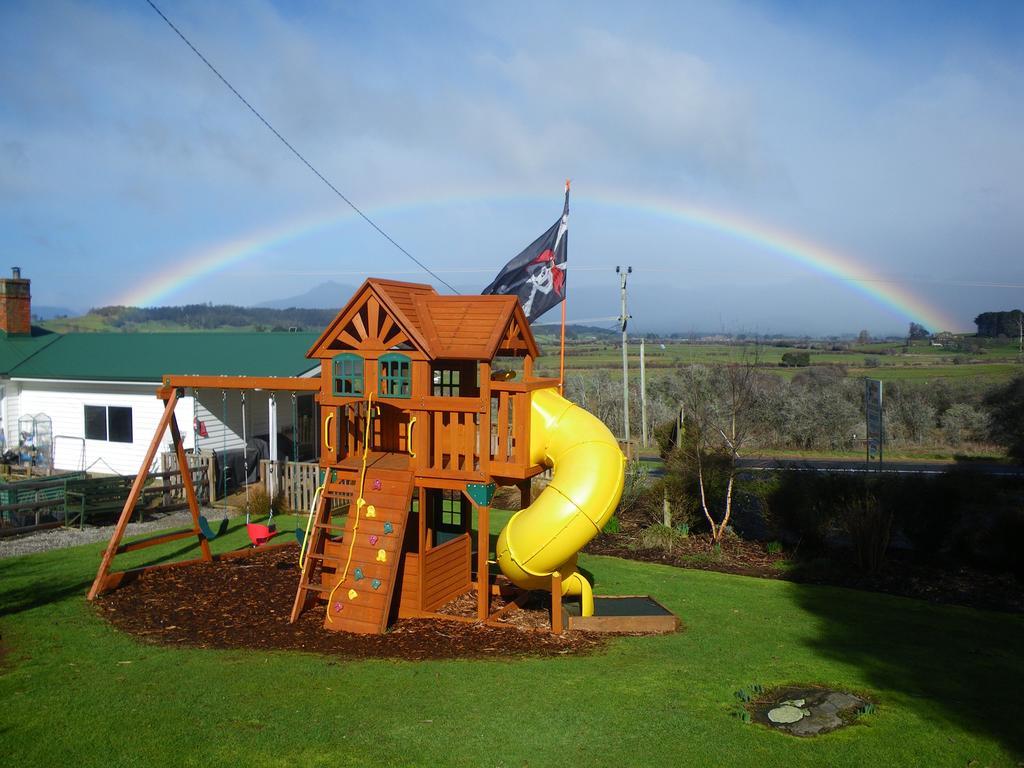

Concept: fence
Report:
left=0, top=472, right=87, bottom=534
left=259, top=459, right=320, bottom=512
left=0, top=458, right=211, bottom=536
left=159, top=451, right=215, bottom=506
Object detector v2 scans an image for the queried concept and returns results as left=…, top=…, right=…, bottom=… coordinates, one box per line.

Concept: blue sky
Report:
left=1, top=0, right=1022, bottom=334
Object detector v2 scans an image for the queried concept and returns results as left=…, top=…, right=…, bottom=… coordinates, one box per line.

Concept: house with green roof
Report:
left=2, top=270, right=320, bottom=476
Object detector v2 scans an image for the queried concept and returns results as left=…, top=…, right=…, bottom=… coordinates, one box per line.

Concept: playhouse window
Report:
left=378, top=353, right=411, bottom=398
left=332, top=354, right=363, bottom=396
left=432, top=368, right=460, bottom=397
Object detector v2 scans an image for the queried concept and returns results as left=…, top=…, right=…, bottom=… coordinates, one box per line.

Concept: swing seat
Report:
left=198, top=516, right=229, bottom=541
left=295, top=526, right=305, bottom=548
left=246, top=522, right=278, bottom=547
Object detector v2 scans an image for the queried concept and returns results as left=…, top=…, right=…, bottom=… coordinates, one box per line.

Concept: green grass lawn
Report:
left=2, top=517, right=1022, bottom=767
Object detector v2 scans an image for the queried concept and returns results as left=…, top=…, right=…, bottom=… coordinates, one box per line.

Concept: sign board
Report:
left=864, top=378, right=883, bottom=461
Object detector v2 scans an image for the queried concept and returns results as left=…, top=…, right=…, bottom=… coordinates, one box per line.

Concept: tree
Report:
left=857, top=329, right=871, bottom=345
left=908, top=322, right=930, bottom=341
left=671, top=355, right=763, bottom=545
left=780, top=351, right=810, bottom=367
left=984, top=375, right=1024, bottom=462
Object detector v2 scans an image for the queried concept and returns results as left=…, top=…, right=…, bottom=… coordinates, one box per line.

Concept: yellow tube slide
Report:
left=495, top=387, right=626, bottom=616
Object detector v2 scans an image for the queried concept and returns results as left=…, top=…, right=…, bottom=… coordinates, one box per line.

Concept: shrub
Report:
left=244, top=487, right=275, bottom=520
left=635, top=523, right=688, bottom=553
left=940, top=403, right=990, bottom=447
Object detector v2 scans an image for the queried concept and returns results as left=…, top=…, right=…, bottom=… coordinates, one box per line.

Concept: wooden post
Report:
left=170, top=411, right=212, bottom=563
left=160, top=452, right=171, bottom=508
left=476, top=502, right=490, bottom=621
left=87, top=389, right=181, bottom=601
left=418, top=486, right=427, bottom=611
left=207, top=454, right=216, bottom=502
left=519, top=480, right=531, bottom=510
left=478, top=361, right=491, bottom=478
left=551, top=571, right=563, bottom=634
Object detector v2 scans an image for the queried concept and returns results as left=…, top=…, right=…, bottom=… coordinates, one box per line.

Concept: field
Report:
left=1, top=517, right=1022, bottom=767
left=530, top=336, right=1023, bottom=384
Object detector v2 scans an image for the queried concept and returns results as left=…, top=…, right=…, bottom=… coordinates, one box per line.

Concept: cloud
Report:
left=1, top=0, right=1021, bottom=332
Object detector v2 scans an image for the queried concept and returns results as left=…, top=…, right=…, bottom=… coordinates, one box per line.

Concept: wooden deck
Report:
left=336, top=451, right=411, bottom=472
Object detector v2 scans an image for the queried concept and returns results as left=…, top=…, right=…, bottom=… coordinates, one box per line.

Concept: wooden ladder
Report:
left=289, top=466, right=414, bottom=634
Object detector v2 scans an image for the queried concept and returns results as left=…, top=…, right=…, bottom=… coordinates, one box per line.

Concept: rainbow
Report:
left=115, top=189, right=963, bottom=331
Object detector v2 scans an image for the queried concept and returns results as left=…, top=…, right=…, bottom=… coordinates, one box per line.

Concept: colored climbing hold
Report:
left=348, top=588, right=358, bottom=600
left=354, top=567, right=364, bottom=581
left=366, top=505, right=376, bottom=518
left=376, top=548, right=387, bottom=563
left=369, top=534, right=379, bottom=546
left=356, top=498, right=366, bottom=509
left=373, top=479, right=382, bottom=490
left=333, top=602, right=343, bottom=613
left=371, top=578, right=381, bottom=590
left=383, top=522, right=394, bottom=535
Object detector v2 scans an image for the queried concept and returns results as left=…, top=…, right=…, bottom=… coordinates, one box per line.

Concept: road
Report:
left=645, top=457, right=1024, bottom=477
left=737, top=457, right=1024, bottom=477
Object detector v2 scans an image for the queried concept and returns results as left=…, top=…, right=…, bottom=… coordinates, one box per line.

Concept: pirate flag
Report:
left=482, top=184, right=568, bottom=322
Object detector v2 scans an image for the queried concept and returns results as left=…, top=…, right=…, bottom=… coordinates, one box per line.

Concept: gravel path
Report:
left=0, top=509, right=223, bottom=559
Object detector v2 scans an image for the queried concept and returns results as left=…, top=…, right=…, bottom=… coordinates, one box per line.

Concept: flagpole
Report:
left=559, top=179, right=570, bottom=395
left=559, top=292, right=567, bottom=394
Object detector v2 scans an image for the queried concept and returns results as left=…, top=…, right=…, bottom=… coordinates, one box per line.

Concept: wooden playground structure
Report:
left=88, top=278, right=677, bottom=636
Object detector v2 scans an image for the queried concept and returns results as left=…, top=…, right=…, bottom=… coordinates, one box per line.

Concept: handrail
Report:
left=408, top=416, right=417, bottom=458
left=490, top=378, right=560, bottom=394
left=324, top=411, right=334, bottom=452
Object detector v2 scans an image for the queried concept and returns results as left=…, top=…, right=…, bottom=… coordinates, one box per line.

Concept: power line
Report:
left=143, top=0, right=458, bottom=294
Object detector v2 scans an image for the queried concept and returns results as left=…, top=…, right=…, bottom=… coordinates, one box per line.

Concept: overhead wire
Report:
left=143, top=0, right=458, bottom=294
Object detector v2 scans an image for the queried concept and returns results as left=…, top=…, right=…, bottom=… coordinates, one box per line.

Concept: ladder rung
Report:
left=298, top=583, right=331, bottom=594
left=314, top=523, right=347, bottom=532
left=303, top=552, right=341, bottom=563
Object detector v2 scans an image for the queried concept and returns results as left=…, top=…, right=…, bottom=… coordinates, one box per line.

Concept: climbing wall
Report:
left=320, top=467, right=414, bottom=634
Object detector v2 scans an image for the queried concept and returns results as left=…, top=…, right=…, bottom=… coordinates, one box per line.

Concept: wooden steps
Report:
left=290, top=461, right=414, bottom=635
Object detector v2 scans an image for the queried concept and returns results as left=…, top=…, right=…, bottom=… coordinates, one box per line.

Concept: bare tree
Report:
left=674, top=350, right=763, bottom=545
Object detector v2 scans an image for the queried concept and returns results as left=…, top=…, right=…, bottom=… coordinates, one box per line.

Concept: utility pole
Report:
left=640, top=338, right=648, bottom=448
left=617, top=266, right=632, bottom=450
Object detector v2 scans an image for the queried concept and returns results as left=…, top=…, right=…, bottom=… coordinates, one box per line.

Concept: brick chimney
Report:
left=0, top=267, right=31, bottom=336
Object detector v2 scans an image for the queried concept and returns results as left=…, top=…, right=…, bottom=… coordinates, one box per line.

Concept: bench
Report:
left=64, top=476, right=164, bottom=529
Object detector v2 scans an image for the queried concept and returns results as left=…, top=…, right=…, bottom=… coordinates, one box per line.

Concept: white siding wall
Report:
left=15, top=381, right=194, bottom=475
left=4, top=381, right=20, bottom=450
left=193, top=390, right=306, bottom=459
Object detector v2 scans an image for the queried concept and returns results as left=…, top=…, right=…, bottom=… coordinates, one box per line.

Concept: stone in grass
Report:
left=768, top=705, right=808, bottom=724
left=752, top=685, right=870, bottom=737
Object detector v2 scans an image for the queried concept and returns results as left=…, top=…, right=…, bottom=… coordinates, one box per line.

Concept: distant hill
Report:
left=256, top=281, right=356, bottom=310
left=32, top=305, right=81, bottom=320
left=533, top=323, right=618, bottom=340
left=42, top=304, right=337, bottom=333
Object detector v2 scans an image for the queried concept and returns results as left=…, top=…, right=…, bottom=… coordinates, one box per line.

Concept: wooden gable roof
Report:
left=306, top=279, right=436, bottom=359
left=307, top=278, right=540, bottom=361
left=413, top=294, right=539, bottom=360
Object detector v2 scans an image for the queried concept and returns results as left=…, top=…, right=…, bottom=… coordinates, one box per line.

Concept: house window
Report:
left=332, top=353, right=363, bottom=396
left=432, top=368, right=460, bottom=397
left=84, top=405, right=133, bottom=443
left=378, top=353, right=411, bottom=398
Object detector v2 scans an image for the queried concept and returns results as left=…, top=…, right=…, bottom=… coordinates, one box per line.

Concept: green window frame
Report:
left=332, top=353, right=363, bottom=397
left=378, top=353, right=411, bottom=398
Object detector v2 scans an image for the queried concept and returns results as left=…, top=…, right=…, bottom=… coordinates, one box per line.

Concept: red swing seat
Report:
left=246, top=522, right=278, bottom=547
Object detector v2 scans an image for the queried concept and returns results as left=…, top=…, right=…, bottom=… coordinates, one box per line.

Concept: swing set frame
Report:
left=86, top=375, right=318, bottom=601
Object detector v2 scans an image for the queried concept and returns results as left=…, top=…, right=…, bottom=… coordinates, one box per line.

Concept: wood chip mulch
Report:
left=93, top=548, right=607, bottom=660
